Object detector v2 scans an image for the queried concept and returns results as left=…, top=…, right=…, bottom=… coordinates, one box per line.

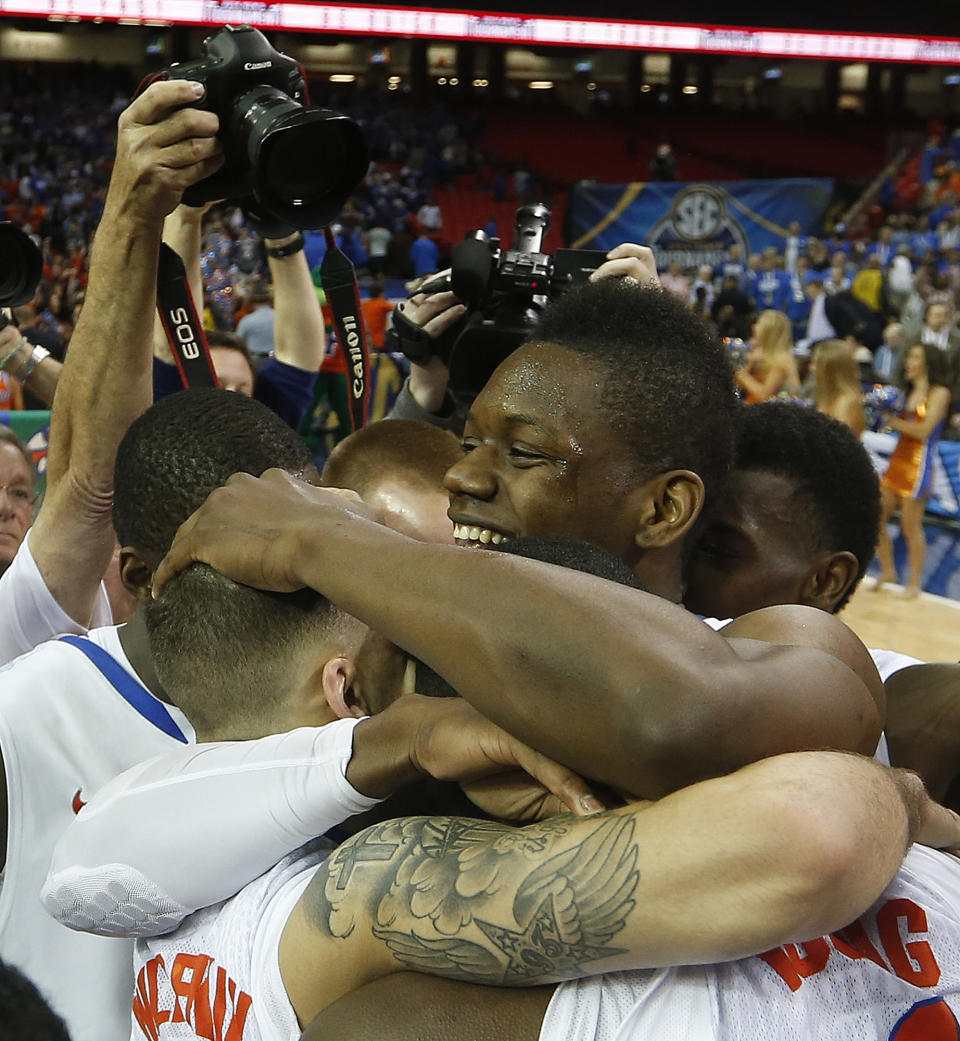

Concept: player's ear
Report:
left=119, top=547, right=155, bottom=600
left=321, top=657, right=369, bottom=719
left=801, top=551, right=859, bottom=612
left=632, top=470, right=705, bottom=550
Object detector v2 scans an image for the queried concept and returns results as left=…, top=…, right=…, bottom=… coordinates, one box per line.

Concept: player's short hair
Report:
left=733, top=402, right=880, bottom=611
left=531, top=280, right=737, bottom=509
left=0, top=958, right=70, bottom=1041
left=0, top=426, right=35, bottom=485
left=113, top=388, right=315, bottom=562
left=145, top=565, right=347, bottom=736
left=321, top=419, right=460, bottom=498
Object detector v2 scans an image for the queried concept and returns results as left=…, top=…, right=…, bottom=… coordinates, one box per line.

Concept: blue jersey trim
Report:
left=58, top=635, right=187, bottom=743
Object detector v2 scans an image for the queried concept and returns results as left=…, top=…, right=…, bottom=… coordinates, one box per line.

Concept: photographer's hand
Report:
left=590, top=243, right=660, bottom=287
left=396, top=275, right=466, bottom=412
left=107, top=80, right=223, bottom=227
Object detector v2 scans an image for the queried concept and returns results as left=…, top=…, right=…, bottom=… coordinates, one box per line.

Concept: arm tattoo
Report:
left=306, top=814, right=639, bottom=985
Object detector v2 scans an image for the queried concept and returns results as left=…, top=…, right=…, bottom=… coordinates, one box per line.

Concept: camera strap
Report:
left=320, top=228, right=369, bottom=431
left=156, top=243, right=219, bottom=389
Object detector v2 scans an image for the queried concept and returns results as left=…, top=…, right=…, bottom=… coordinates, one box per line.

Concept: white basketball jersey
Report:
left=542, top=844, right=960, bottom=1041
left=131, top=842, right=330, bottom=1041
left=0, top=625, right=195, bottom=1041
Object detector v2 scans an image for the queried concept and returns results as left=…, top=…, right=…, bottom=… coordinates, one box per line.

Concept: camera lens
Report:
left=0, top=223, right=42, bottom=308
left=234, top=86, right=369, bottom=230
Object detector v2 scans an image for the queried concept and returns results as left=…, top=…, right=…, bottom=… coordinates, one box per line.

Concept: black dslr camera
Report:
left=0, top=223, right=41, bottom=308
left=396, top=204, right=607, bottom=403
left=148, top=25, right=369, bottom=231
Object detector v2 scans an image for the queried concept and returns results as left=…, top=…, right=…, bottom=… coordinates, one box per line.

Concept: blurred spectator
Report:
left=235, top=283, right=275, bottom=358
left=755, top=251, right=791, bottom=311
left=812, top=339, right=866, bottom=437
left=823, top=251, right=853, bottom=295
left=825, top=290, right=884, bottom=349
left=688, top=264, right=715, bottom=311
left=364, top=221, right=392, bottom=277
left=714, top=243, right=745, bottom=285
left=887, top=248, right=915, bottom=312
left=649, top=141, right=677, bottom=182
left=0, top=371, right=23, bottom=411
left=711, top=275, right=753, bottom=340
left=866, top=225, right=895, bottom=268
left=851, top=254, right=885, bottom=313
left=783, top=221, right=807, bottom=274
left=660, top=259, right=689, bottom=300
left=361, top=283, right=395, bottom=350
left=416, top=193, right=443, bottom=233
left=410, top=231, right=440, bottom=279
left=786, top=256, right=812, bottom=340
left=740, top=253, right=763, bottom=301
left=874, top=322, right=907, bottom=383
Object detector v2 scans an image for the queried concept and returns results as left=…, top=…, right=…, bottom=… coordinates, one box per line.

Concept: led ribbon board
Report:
left=12, top=2, right=960, bottom=65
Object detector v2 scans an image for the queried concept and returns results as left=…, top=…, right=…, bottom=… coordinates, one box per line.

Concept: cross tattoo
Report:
left=333, top=835, right=400, bottom=889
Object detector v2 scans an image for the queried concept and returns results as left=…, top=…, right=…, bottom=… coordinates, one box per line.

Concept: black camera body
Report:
left=151, top=25, right=368, bottom=231
left=400, top=204, right=607, bottom=403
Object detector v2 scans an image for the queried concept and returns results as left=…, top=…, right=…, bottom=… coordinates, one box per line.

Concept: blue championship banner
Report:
left=569, top=179, right=835, bottom=265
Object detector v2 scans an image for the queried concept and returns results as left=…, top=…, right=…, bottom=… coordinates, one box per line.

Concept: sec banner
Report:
left=569, top=179, right=835, bottom=265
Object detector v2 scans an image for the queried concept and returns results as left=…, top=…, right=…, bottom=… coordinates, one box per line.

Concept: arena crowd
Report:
left=0, top=58, right=959, bottom=1041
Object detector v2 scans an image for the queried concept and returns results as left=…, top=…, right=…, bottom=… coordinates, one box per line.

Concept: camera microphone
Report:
left=451, top=236, right=494, bottom=305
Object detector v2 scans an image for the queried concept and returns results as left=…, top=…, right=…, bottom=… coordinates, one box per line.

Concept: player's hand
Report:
left=589, top=243, right=660, bottom=287
left=407, top=696, right=602, bottom=819
left=901, top=771, right=960, bottom=851
left=152, top=470, right=377, bottom=596
left=108, top=80, right=223, bottom=225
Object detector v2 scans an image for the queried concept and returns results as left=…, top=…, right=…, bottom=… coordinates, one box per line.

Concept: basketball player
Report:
left=8, top=387, right=591, bottom=1041
left=154, top=281, right=886, bottom=797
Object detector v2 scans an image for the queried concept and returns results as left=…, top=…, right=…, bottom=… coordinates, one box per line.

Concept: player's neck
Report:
left=118, top=608, right=172, bottom=704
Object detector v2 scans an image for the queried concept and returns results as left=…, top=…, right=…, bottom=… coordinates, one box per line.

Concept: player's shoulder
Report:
left=722, top=604, right=883, bottom=708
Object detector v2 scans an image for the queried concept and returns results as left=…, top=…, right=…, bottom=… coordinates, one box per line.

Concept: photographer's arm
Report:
left=0, top=323, right=62, bottom=407
left=28, top=81, right=221, bottom=628
left=393, top=245, right=659, bottom=420
left=264, top=234, right=326, bottom=372
left=154, top=475, right=883, bottom=799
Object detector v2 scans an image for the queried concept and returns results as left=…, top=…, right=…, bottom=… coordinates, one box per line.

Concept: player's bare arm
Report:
left=156, top=471, right=882, bottom=798
left=279, top=751, right=945, bottom=1025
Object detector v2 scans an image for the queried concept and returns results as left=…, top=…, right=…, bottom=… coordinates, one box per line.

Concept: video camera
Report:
left=396, top=204, right=607, bottom=403
left=144, top=25, right=369, bottom=232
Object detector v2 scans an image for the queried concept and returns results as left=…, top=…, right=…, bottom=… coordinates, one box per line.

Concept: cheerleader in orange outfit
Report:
left=735, top=310, right=801, bottom=403
left=874, top=342, right=952, bottom=599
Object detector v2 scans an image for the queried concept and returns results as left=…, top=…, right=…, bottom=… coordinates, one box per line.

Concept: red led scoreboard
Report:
left=3, top=1, right=960, bottom=65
